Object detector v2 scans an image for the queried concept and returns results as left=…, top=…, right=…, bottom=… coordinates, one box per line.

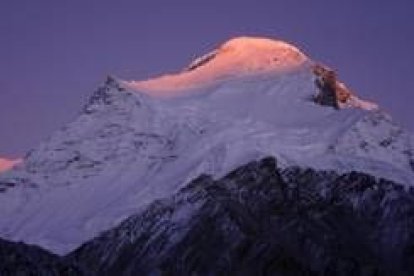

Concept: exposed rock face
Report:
left=312, top=64, right=378, bottom=111
left=68, top=157, right=414, bottom=276
left=313, top=64, right=352, bottom=109
left=0, top=238, right=82, bottom=276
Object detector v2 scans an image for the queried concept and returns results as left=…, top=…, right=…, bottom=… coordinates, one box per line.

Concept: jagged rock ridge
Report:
left=67, top=157, right=414, bottom=276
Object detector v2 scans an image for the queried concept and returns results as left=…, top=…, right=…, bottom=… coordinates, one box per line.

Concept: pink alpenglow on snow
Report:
left=124, top=37, right=308, bottom=96
left=124, top=36, right=378, bottom=112
left=0, top=158, right=21, bottom=173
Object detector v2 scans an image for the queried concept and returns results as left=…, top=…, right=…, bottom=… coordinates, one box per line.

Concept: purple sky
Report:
left=1, top=0, right=413, bottom=157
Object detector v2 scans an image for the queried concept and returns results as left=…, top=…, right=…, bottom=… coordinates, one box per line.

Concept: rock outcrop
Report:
left=313, top=64, right=352, bottom=109
left=312, top=63, right=378, bottom=111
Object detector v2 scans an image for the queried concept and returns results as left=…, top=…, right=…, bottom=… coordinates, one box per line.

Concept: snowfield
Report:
left=0, top=158, right=21, bottom=173
left=0, top=37, right=412, bottom=255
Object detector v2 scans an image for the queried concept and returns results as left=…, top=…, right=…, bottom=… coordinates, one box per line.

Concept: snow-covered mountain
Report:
left=0, top=36, right=413, bottom=255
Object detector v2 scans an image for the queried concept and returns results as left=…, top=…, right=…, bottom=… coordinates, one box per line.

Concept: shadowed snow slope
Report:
left=0, top=37, right=413, bottom=255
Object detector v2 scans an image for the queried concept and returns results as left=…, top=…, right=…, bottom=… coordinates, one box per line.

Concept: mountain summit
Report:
left=126, top=37, right=308, bottom=94
left=0, top=36, right=413, bottom=255
left=126, top=36, right=377, bottom=111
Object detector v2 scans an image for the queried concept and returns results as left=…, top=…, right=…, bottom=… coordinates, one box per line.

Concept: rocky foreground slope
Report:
left=67, top=157, right=414, bottom=275
left=0, top=238, right=80, bottom=276
left=2, top=157, right=413, bottom=275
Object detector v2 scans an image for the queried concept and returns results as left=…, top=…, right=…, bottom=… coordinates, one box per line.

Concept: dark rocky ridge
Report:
left=1, top=157, right=413, bottom=275
left=66, top=157, right=414, bottom=276
left=0, top=238, right=81, bottom=276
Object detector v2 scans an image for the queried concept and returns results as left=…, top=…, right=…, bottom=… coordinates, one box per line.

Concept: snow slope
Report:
left=126, top=36, right=308, bottom=95
left=0, top=158, right=21, bottom=173
left=0, top=37, right=413, bottom=255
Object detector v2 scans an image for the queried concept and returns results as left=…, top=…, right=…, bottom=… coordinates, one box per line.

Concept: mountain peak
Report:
left=125, top=36, right=309, bottom=96
left=185, top=36, right=308, bottom=72
left=123, top=36, right=377, bottom=111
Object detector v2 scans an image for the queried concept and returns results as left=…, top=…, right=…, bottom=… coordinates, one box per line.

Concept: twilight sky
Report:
left=0, top=0, right=413, bottom=157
